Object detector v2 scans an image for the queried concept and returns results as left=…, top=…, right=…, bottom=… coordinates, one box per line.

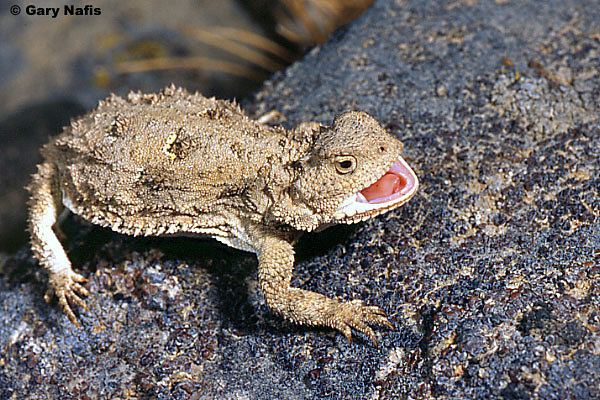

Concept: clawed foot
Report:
left=44, top=271, right=89, bottom=326
left=329, top=300, right=394, bottom=345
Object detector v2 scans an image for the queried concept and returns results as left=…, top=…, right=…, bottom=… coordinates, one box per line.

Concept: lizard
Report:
left=27, top=85, right=419, bottom=343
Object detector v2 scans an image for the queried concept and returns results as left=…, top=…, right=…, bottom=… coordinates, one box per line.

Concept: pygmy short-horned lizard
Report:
left=27, top=85, right=418, bottom=343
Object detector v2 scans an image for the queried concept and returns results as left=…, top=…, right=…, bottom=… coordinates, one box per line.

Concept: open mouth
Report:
left=334, top=156, right=418, bottom=222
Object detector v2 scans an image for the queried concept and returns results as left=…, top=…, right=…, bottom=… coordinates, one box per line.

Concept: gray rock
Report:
left=1, top=0, right=598, bottom=399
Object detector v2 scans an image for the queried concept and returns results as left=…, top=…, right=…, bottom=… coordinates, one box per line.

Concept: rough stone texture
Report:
left=1, top=0, right=598, bottom=399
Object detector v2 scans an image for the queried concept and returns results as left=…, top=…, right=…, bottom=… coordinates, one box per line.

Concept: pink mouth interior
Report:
left=359, top=160, right=416, bottom=204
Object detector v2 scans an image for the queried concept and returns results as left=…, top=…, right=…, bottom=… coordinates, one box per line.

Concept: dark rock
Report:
left=1, top=0, right=598, bottom=399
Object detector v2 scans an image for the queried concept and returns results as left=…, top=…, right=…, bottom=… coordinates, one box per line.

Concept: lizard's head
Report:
left=287, top=111, right=418, bottom=230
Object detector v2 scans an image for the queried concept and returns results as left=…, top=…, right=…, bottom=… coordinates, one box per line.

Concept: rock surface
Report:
left=1, top=0, right=598, bottom=399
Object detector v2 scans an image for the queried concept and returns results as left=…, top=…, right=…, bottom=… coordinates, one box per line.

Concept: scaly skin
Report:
left=27, top=162, right=89, bottom=325
left=27, top=85, right=418, bottom=343
left=250, top=225, right=394, bottom=343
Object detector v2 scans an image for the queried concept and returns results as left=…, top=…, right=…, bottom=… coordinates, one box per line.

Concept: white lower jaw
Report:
left=332, top=188, right=416, bottom=221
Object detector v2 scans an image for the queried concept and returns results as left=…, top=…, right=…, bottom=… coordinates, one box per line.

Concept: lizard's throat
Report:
left=333, top=156, right=418, bottom=223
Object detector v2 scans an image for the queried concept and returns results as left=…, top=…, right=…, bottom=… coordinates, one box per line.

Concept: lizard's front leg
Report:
left=27, top=162, right=89, bottom=325
left=249, top=226, right=393, bottom=344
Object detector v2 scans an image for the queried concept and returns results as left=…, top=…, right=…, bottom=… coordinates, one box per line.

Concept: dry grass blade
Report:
left=114, top=56, right=266, bottom=81
left=210, top=27, right=297, bottom=63
left=182, top=27, right=285, bottom=72
left=320, top=0, right=374, bottom=20
left=273, top=10, right=309, bottom=45
left=277, top=0, right=374, bottom=45
left=113, top=1, right=374, bottom=82
left=281, top=0, right=327, bottom=44
left=309, top=0, right=340, bottom=18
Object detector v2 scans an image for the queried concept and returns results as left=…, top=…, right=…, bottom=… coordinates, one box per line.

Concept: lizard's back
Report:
left=43, top=86, right=287, bottom=234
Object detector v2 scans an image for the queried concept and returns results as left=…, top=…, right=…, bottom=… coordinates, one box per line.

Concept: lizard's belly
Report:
left=199, top=215, right=256, bottom=254
left=61, top=191, right=257, bottom=254
left=213, top=235, right=256, bottom=254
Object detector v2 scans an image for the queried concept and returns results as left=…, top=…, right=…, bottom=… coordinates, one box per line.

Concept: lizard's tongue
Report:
left=360, top=173, right=406, bottom=201
left=359, top=158, right=416, bottom=204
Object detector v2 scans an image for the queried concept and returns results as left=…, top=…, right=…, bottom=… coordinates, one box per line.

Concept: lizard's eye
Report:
left=334, top=155, right=357, bottom=174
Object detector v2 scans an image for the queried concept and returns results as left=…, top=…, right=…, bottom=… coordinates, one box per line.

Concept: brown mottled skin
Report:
left=27, top=85, right=418, bottom=343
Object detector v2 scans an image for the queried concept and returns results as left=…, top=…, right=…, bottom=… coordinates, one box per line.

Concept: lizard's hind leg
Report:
left=27, top=162, right=89, bottom=325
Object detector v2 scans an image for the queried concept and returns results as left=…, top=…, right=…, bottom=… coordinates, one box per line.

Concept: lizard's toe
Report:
left=338, top=324, right=353, bottom=343
left=349, top=319, right=377, bottom=345
left=331, top=301, right=394, bottom=345
left=72, top=280, right=90, bottom=298
left=56, top=288, right=80, bottom=326
left=360, top=305, right=395, bottom=330
left=66, top=286, right=89, bottom=311
left=72, top=272, right=88, bottom=284
left=47, top=271, right=90, bottom=325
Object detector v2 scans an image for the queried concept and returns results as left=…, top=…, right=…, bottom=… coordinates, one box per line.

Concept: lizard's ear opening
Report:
left=267, top=194, right=321, bottom=231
